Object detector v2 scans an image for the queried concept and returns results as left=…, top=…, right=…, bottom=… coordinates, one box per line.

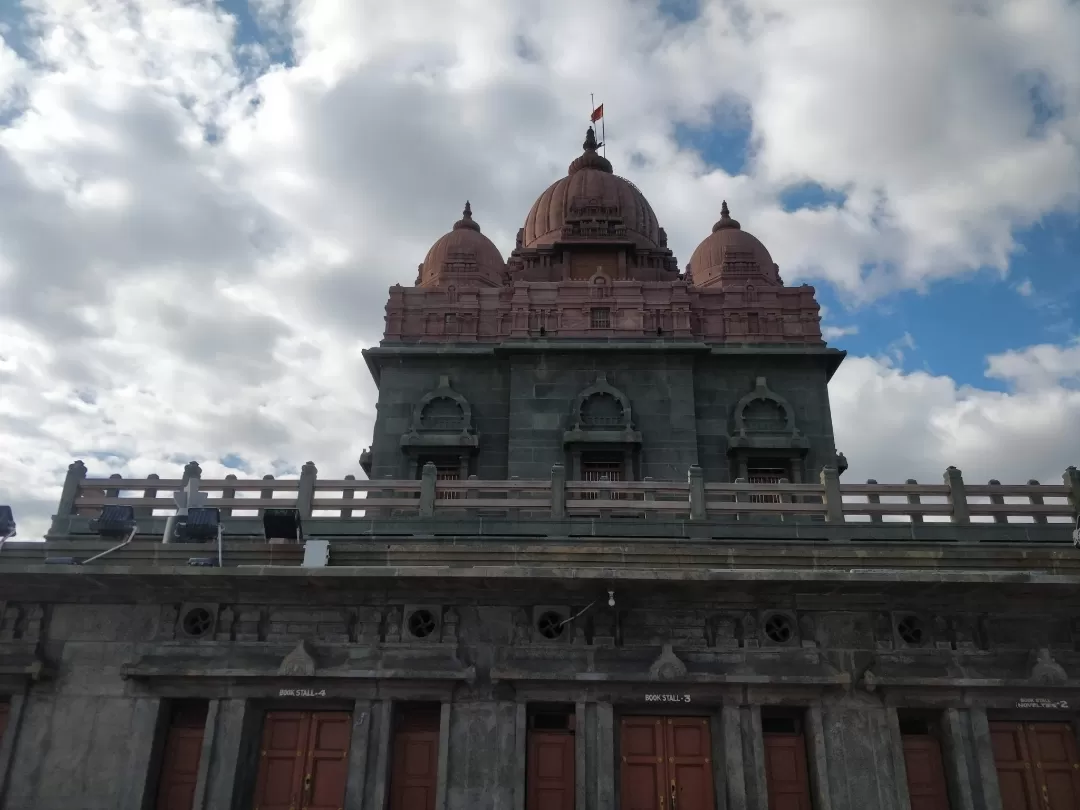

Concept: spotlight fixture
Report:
left=608, top=590, right=616, bottom=608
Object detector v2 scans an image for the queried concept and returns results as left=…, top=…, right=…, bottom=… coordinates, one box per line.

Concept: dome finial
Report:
left=569, top=127, right=613, bottom=175
left=453, top=200, right=480, bottom=231
left=712, top=199, right=741, bottom=232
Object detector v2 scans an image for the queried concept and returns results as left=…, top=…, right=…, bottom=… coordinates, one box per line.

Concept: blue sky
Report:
left=1, top=0, right=1079, bottom=540
left=674, top=116, right=1079, bottom=389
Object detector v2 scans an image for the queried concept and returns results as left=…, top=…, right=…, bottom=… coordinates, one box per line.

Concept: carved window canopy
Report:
left=401, top=375, right=479, bottom=453
left=727, top=376, right=809, bottom=452
left=563, top=373, right=642, bottom=447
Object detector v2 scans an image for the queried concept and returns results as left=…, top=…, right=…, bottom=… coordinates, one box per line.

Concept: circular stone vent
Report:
left=896, top=614, right=925, bottom=646
left=763, top=614, right=793, bottom=644
left=537, top=611, right=565, bottom=640
left=407, top=609, right=437, bottom=639
left=181, top=607, right=214, bottom=638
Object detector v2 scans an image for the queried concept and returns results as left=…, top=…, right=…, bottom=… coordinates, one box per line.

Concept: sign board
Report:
left=1015, top=698, right=1069, bottom=710
left=279, top=688, right=328, bottom=698
left=645, top=694, right=691, bottom=704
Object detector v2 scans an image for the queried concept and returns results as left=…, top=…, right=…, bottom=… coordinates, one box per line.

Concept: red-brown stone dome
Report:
left=418, top=202, right=506, bottom=288
left=521, top=127, right=663, bottom=250
left=688, top=201, right=781, bottom=288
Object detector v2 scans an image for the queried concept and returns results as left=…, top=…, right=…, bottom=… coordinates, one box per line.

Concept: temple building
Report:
left=1, top=126, right=1080, bottom=810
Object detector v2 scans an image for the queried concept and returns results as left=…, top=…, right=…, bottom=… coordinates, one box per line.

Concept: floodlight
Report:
left=263, top=508, right=304, bottom=544
left=89, top=505, right=137, bottom=538
left=45, top=556, right=77, bottom=565
left=174, top=507, right=221, bottom=542
left=187, top=557, right=217, bottom=567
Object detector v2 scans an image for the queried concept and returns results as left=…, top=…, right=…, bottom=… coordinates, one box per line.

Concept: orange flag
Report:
left=591, top=103, right=604, bottom=123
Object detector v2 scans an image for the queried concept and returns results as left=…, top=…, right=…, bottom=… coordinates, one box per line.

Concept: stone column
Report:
left=343, top=700, right=374, bottom=810
left=805, top=705, right=833, bottom=810
left=119, top=696, right=164, bottom=810
left=435, top=701, right=452, bottom=810
left=743, top=706, right=768, bottom=810
left=0, top=692, right=27, bottom=806
left=514, top=703, right=528, bottom=810
left=203, top=698, right=252, bottom=810
left=596, top=702, right=615, bottom=810
left=367, top=700, right=394, bottom=810
left=720, top=705, right=749, bottom=810
left=192, top=699, right=221, bottom=810
left=968, top=709, right=1003, bottom=810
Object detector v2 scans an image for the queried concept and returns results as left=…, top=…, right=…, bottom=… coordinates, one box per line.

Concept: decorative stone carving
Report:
left=953, top=614, right=982, bottom=651
left=799, top=613, right=817, bottom=648
left=741, top=611, right=759, bottom=648
left=357, top=607, right=382, bottom=644
left=234, top=606, right=262, bottom=642
left=1031, top=648, right=1068, bottom=685
left=648, top=644, right=688, bottom=681
left=442, top=608, right=460, bottom=643
left=728, top=377, right=808, bottom=450
left=573, top=625, right=587, bottom=646
left=512, top=609, right=531, bottom=645
left=563, top=373, right=642, bottom=447
left=874, top=612, right=893, bottom=650
left=215, top=606, right=235, bottom=642
left=385, top=606, right=403, bottom=643
left=278, top=640, right=317, bottom=677
left=712, top=614, right=739, bottom=650
left=400, top=376, right=478, bottom=453
left=156, top=604, right=178, bottom=641
left=933, top=615, right=951, bottom=649
left=593, top=609, right=616, bottom=648
left=0, top=604, right=18, bottom=641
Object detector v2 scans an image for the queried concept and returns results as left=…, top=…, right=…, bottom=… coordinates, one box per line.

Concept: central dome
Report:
left=521, top=127, right=662, bottom=250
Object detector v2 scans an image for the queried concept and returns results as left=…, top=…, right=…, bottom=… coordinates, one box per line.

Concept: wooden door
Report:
left=762, top=729, right=812, bottom=810
left=527, top=731, right=575, bottom=810
left=620, top=717, right=715, bottom=810
left=154, top=702, right=208, bottom=810
left=991, top=721, right=1080, bottom=810
left=901, top=734, right=950, bottom=810
left=252, top=711, right=350, bottom=810
left=389, top=706, right=441, bottom=810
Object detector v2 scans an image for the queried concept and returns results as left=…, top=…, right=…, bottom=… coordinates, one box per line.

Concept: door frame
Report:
left=615, top=709, right=719, bottom=810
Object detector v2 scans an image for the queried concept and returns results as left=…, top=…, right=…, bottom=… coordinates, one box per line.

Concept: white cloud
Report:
left=1016, top=278, right=1035, bottom=296
left=1, top=0, right=1079, bottom=539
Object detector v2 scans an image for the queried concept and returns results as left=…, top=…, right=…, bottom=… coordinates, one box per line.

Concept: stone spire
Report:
left=453, top=200, right=480, bottom=232
left=712, top=200, right=741, bottom=232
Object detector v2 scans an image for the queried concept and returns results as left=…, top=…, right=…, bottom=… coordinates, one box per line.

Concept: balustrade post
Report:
left=259, top=474, right=274, bottom=517
left=419, top=462, right=437, bottom=518
left=944, top=466, right=970, bottom=524
left=137, top=473, right=159, bottom=519
left=1027, top=480, right=1047, bottom=525
left=1064, top=467, right=1080, bottom=519
left=550, top=465, right=566, bottom=520
left=987, top=479, right=1007, bottom=524
left=820, top=466, right=845, bottom=524
left=689, top=466, right=706, bottom=521
left=51, top=460, right=88, bottom=533
left=341, top=474, right=356, bottom=518
left=297, top=461, right=317, bottom=518
left=222, top=474, right=237, bottom=519
left=865, top=479, right=882, bottom=524
left=906, top=479, right=923, bottom=523
left=734, top=476, right=748, bottom=521
left=106, top=472, right=122, bottom=499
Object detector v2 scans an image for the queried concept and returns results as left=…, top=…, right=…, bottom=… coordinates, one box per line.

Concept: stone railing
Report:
left=54, top=460, right=1080, bottom=526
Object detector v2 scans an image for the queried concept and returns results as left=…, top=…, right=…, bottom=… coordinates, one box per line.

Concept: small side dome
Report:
left=688, top=201, right=781, bottom=288
left=418, top=201, right=507, bottom=288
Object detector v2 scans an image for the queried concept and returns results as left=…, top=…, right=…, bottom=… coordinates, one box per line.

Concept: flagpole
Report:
left=590, top=93, right=595, bottom=129
left=602, top=109, right=606, bottom=158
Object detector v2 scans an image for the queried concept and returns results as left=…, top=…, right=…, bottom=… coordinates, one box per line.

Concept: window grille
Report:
left=581, top=459, right=625, bottom=501
left=590, top=308, right=610, bottom=329
left=747, top=466, right=786, bottom=504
